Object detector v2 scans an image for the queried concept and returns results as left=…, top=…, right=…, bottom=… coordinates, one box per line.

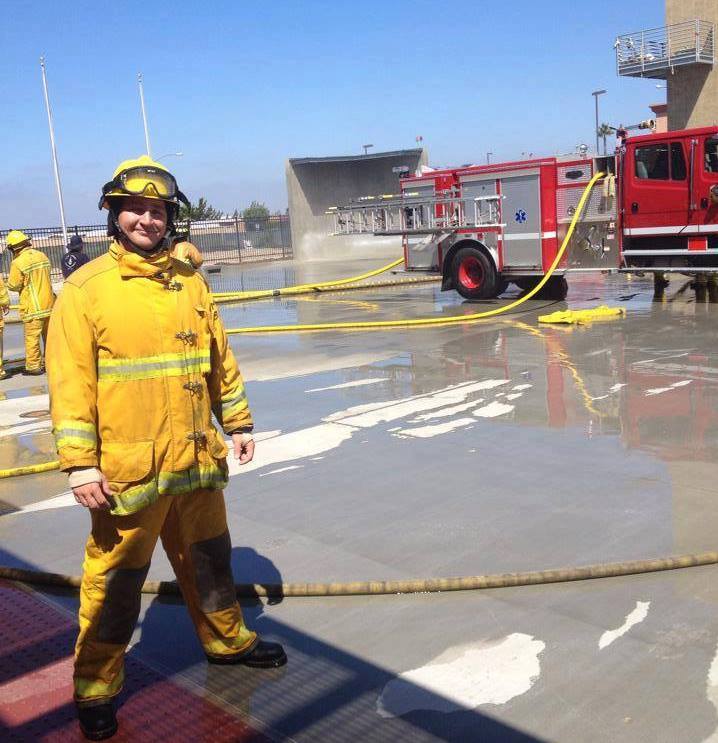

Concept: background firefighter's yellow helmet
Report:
left=5, top=230, right=31, bottom=252
left=100, top=155, right=190, bottom=242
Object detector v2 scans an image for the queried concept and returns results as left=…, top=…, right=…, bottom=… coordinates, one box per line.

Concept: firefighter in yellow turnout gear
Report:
left=0, top=269, right=11, bottom=379
left=6, top=230, right=55, bottom=374
left=47, top=156, right=286, bottom=741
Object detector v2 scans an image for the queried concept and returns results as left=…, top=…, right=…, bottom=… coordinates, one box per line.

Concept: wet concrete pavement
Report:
left=2, top=261, right=718, bottom=741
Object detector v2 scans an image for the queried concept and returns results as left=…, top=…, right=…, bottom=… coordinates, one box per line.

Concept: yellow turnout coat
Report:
left=7, top=247, right=55, bottom=321
left=47, top=241, right=252, bottom=516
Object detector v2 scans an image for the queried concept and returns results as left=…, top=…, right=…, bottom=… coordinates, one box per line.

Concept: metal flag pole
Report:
left=39, top=56, right=68, bottom=246
left=138, top=73, right=152, bottom=157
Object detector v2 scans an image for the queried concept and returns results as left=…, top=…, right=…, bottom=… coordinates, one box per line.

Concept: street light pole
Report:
left=486, top=152, right=493, bottom=164
left=592, top=89, right=607, bottom=156
left=362, top=144, right=374, bottom=155
left=138, top=72, right=152, bottom=158
left=39, top=56, right=68, bottom=246
left=157, top=152, right=184, bottom=161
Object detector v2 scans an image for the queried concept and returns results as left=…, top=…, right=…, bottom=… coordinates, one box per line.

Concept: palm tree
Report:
left=597, top=123, right=614, bottom=156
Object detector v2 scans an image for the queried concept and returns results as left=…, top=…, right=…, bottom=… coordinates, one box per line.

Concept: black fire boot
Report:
left=77, top=701, right=118, bottom=740
left=22, top=366, right=45, bottom=376
left=206, top=639, right=287, bottom=668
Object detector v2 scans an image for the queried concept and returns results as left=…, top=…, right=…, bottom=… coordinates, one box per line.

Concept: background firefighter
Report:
left=61, top=234, right=91, bottom=278
left=0, top=268, right=11, bottom=380
left=46, top=156, right=286, bottom=741
left=5, top=229, right=55, bottom=374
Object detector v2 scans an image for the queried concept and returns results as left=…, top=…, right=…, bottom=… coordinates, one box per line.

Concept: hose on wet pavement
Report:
left=1, top=550, right=716, bottom=597
left=225, top=172, right=606, bottom=334
left=0, top=460, right=59, bottom=478
left=211, top=256, right=410, bottom=302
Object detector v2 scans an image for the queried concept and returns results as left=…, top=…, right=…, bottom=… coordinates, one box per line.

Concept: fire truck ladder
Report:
left=328, top=191, right=505, bottom=237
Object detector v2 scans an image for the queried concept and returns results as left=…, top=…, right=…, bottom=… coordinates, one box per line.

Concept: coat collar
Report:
left=109, top=241, right=173, bottom=280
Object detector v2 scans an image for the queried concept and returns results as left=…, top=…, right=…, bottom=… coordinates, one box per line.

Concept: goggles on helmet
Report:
left=102, top=165, right=180, bottom=202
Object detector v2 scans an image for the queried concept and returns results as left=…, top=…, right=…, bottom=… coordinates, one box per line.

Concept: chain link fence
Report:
left=0, top=216, right=292, bottom=280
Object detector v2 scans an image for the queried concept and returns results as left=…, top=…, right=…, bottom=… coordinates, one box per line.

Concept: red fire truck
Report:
left=331, top=125, right=718, bottom=300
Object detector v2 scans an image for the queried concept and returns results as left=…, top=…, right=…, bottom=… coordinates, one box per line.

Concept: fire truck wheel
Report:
left=541, top=276, right=569, bottom=300
left=513, top=276, right=568, bottom=300
left=452, top=247, right=498, bottom=300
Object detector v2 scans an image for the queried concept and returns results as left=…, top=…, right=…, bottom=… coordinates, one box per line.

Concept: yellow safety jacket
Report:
left=7, top=247, right=55, bottom=322
left=46, top=241, right=253, bottom=516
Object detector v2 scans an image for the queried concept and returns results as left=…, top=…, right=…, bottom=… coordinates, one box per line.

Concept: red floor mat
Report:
left=0, top=580, right=269, bottom=741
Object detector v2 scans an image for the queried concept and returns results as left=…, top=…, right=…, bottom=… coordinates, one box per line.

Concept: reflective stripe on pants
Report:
left=24, top=317, right=48, bottom=371
left=74, top=488, right=257, bottom=703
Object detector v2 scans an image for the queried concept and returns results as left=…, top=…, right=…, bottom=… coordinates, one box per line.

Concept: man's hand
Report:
left=232, top=433, right=255, bottom=464
left=1, top=306, right=9, bottom=316
left=72, top=474, right=114, bottom=510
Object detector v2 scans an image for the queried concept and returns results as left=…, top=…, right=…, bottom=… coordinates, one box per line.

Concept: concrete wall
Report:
left=286, top=149, right=428, bottom=262
left=666, top=0, right=718, bottom=129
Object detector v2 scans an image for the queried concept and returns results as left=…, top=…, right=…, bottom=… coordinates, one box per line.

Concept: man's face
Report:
left=117, top=195, right=168, bottom=250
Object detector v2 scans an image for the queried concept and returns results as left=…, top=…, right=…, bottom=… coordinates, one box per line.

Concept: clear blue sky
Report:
left=1, top=0, right=665, bottom=227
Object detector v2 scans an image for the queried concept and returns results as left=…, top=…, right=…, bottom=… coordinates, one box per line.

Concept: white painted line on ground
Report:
left=306, top=378, right=384, bottom=393
left=376, top=633, right=546, bottom=717
left=10, top=379, right=519, bottom=515
left=473, top=401, right=515, bottom=418
left=598, top=601, right=650, bottom=650
left=704, top=641, right=718, bottom=742
left=410, top=399, right=485, bottom=422
left=258, top=465, right=304, bottom=477
left=393, top=418, right=476, bottom=439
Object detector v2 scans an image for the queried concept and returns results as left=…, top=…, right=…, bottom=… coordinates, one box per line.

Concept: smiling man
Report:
left=46, top=156, right=286, bottom=741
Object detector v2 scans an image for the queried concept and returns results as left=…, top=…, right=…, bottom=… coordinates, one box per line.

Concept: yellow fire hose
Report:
left=213, top=274, right=440, bottom=305
left=0, top=460, right=59, bottom=478
left=1, top=550, right=717, bottom=597
left=226, top=172, right=607, bottom=334
left=212, top=256, right=405, bottom=301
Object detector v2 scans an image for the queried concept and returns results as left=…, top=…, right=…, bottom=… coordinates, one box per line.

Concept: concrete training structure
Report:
left=286, top=149, right=427, bottom=262
left=666, top=0, right=718, bottom=130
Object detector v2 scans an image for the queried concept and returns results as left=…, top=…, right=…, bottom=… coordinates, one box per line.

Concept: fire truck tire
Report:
left=452, top=247, right=498, bottom=300
left=540, top=276, right=569, bottom=300
left=514, top=276, right=568, bottom=301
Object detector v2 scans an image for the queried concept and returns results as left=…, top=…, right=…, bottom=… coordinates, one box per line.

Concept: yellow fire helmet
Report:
left=99, top=155, right=189, bottom=211
left=5, top=229, right=31, bottom=252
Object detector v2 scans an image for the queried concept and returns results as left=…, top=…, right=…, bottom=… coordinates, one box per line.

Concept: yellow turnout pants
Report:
left=74, top=488, right=257, bottom=703
left=24, top=317, right=49, bottom=371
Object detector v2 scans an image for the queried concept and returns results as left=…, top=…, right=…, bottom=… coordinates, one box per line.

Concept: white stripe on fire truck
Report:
left=499, top=232, right=556, bottom=241
left=624, top=225, right=718, bottom=236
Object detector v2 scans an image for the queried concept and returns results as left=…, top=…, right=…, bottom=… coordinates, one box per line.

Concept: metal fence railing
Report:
left=0, top=215, right=292, bottom=280
left=616, top=19, right=715, bottom=78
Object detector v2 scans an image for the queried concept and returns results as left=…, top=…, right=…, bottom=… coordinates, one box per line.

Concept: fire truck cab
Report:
left=330, top=125, right=718, bottom=301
